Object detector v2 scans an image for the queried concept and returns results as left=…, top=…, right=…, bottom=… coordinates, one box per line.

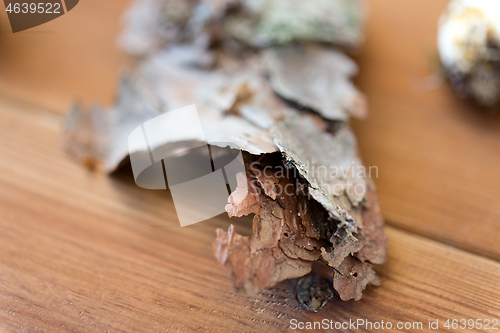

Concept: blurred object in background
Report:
left=118, top=0, right=366, bottom=56
left=438, top=0, right=500, bottom=107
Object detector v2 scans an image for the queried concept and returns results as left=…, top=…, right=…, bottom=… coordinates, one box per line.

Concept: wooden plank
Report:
left=352, top=0, right=500, bottom=260
left=0, top=97, right=499, bottom=332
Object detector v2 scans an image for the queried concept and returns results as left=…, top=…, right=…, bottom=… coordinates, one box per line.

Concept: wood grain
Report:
left=1, top=0, right=500, bottom=331
left=0, top=97, right=499, bottom=332
left=351, top=0, right=500, bottom=260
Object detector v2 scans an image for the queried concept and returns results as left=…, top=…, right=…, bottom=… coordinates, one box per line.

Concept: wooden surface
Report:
left=352, top=0, right=500, bottom=261
left=0, top=0, right=499, bottom=332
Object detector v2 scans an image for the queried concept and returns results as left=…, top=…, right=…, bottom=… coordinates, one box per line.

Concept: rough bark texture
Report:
left=215, top=148, right=387, bottom=300
left=63, top=0, right=387, bottom=305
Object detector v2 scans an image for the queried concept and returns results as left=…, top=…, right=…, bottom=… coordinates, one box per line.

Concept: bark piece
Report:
left=214, top=223, right=312, bottom=295
left=354, top=180, right=389, bottom=265
left=216, top=152, right=385, bottom=299
left=64, top=59, right=387, bottom=305
left=263, top=44, right=367, bottom=121
left=64, top=0, right=386, bottom=307
left=271, top=112, right=366, bottom=250
left=119, top=0, right=229, bottom=56
left=119, top=0, right=367, bottom=56
left=225, top=172, right=264, bottom=218
left=130, top=50, right=279, bottom=157
left=256, top=0, right=366, bottom=47
left=64, top=48, right=279, bottom=172
left=62, top=104, right=107, bottom=169
left=333, top=255, right=380, bottom=301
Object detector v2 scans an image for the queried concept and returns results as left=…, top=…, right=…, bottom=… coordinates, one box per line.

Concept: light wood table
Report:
left=0, top=0, right=499, bottom=331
